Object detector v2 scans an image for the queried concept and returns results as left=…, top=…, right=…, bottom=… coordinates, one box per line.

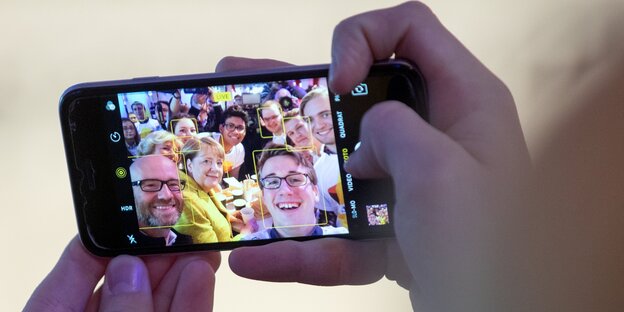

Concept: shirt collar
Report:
left=268, top=225, right=323, bottom=239
left=165, top=230, right=178, bottom=246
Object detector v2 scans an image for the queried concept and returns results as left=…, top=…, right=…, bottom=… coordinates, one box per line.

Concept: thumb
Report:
left=345, top=100, right=453, bottom=184
left=99, top=255, right=153, bottom=312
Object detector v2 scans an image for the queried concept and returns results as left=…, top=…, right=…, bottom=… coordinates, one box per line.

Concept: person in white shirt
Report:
left=131, top=101, right=162, bottom=138
left=129, top=155, right=192, bottom=247
left=243, top=144, right=348, bottom=240
left=283, top=108, right=322, bottom=164
left=259, top=100, right=286, bottom=145
left=198, top=105, right=248, bottom=180
left=300, top=87, right=342, bottom=226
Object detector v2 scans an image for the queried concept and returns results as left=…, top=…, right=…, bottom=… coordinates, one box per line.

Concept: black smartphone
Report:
left=60, top=60, right=427, bottom=256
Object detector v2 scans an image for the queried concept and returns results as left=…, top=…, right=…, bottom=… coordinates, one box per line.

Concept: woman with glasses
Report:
left=242, top=144, right=348, bottom=240
left=174, top=136, right=245, bottom=243
left=121, top=117, right=141, bottom=156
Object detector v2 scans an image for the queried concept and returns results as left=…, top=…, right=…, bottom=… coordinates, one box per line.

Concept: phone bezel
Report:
left=60, top=61, right=427, bottom=256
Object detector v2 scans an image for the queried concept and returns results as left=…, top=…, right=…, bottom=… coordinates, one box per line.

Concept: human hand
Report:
left=229, top=210, right=258, bottom=235
left=228, top=211, right=246, bottom=233
left=198, top=109, right=209, bottom=127
left=213, top=58, right=416, bottom=289
left=330, top=3, right=531, bottom=311
left=24, top=236, right=219, bottom=312
left=221, top=2, right=530, bottom=310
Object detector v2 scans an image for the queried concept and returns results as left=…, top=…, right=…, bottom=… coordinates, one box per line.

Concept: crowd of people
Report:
left=119, top=82, right=348, bottom=246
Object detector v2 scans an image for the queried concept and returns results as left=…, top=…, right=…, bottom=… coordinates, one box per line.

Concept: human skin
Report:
left=131, top=156, right=184, bottom=236
left=132, top=104, right=147, bottom=122
left=122, top=120, right=138, bottom=143
left=187, top=144, right=224, bottom=193
left=285, top=116, right=313, bottom=148
left=160, top=103, right=169, bottom=121
left=24, top=236, right=219, bottom=312
left=219, top=116, right=246, bottom=178
left=173, top=118, right=197, bottom=143
left=260, top=104, right=283, bottom=135
left=300, top=95, right=336, bottom=153
left=260, top=155, right=319, bottom=237
left=153, top=140, right=179, bottom=163
left=219, top=116, right=246, bottom=151
left=220, top=2, right=531, bottom=311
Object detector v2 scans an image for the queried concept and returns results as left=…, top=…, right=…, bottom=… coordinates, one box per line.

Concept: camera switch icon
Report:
left=351, top=83, right=369, bottom=96
left=105, top=101, right=116, bottom=111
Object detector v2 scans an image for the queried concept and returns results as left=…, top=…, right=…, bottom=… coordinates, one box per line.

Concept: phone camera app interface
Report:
left=351, top=83, right=369, bottom=96
left=113, top=78, right=353, bottom=247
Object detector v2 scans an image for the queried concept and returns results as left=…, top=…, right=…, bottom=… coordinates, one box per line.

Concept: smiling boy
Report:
left=244, top=144, right=348, bottom=239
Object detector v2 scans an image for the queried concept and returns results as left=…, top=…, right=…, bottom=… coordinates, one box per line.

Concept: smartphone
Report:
left=60, top=60, right=428, bottom=256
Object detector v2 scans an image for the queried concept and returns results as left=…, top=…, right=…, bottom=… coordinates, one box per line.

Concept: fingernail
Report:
left=106, top=256, right=149, bottom=295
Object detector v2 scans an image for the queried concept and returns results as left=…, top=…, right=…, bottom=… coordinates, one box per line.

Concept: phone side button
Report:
left=131, top=76, right=160, bottom=81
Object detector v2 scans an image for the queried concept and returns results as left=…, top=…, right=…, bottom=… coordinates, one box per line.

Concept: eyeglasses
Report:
left=223, top=122, right=245, bottom=132
left=260, top=173, right=309, bottom=190
left=131, top=179, right=186, bottom=192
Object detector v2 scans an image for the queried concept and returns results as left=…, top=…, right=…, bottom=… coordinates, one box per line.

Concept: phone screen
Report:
left=61, top=63, right=426, bottom=255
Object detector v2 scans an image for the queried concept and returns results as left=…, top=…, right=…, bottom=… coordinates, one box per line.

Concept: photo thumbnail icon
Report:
left=366, top=203, right=389, bottom=226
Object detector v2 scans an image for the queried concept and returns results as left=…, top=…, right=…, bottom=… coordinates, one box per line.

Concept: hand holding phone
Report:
left=23, top=236, right=219, bottom=311
left=228, top=3, right=530, bottom=312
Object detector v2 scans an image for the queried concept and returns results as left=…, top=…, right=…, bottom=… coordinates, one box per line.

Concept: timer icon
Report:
left=109, top=132, right=121, bottom=143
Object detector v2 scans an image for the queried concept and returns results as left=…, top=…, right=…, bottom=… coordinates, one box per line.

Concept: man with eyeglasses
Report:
left=129, top=154, right=193, bottom=246
left=259, top=100, right=287, bottom=145
left=243, top=144, right=348, bottom=240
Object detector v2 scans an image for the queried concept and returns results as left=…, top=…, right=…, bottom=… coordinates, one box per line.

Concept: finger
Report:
left=330, top=2, right=480, bottom=94
left=99, top=256, right=153, bottom=312
left=345, top=101, right=466, bottom=186
left=215, top=56, right=293, bottom=73
left=330, top=2, right=528, bottom=167
left=151, top=254, right=219, bottom=312
left=170, top=259, right=216, bottom=312
left=24, top=236, right=108, bottom=312
left=385, top=239, right=415, bottom=290
left=141, top=252, right=221, bottom=290
left=85, top=287, right=102, bottom=312
left=229, top=238, right=386, bottom=286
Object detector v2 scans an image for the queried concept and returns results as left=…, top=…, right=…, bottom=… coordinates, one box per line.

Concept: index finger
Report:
left=24, top=236, right=108, bottom=311
left=215, top=56, right=293, bottom=72
left=330, top=1, right=528, bottom=167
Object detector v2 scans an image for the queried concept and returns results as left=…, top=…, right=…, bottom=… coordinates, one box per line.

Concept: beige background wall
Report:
left=0, top=0, right=621, bottom=311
